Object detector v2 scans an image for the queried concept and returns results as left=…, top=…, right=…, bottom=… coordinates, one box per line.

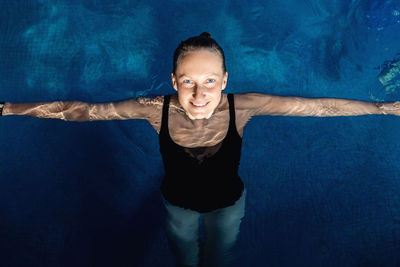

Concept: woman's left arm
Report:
left=237, top=93, right=400, bottom=117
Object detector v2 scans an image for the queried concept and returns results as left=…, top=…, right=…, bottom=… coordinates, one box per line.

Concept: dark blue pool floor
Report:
left=1, top=0, right=400, bottom=266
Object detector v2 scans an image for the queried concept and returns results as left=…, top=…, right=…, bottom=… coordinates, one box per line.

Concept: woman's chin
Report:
left=187, top=114, right=206, bottom=120
left=186, top=110, right=213, bottom=120
left=183, top=102, right=218, bottom=120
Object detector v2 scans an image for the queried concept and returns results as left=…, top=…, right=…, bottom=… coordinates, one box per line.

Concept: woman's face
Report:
left=171, top=49, right=228, bottom=120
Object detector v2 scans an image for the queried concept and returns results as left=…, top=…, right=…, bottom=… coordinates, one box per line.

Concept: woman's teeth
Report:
left=192, top=102, right=208, bottom=107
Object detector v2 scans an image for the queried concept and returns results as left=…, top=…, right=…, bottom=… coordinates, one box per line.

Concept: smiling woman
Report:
left=171, top=49, right=228, bottom=120
left=1, top=32, right=400, bottom=267
left=171, top=32, right=228, bottom=122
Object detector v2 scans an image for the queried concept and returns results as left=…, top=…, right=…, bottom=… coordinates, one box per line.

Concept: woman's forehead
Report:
left=179, top=49, right=221, bottom=61
left=176, top=50, right=224, bottom=75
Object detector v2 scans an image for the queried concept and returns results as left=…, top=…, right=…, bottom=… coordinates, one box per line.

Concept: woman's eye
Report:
left=207, top=79, right=215, bottom=83
left=183, top=80, right=191, bottom=84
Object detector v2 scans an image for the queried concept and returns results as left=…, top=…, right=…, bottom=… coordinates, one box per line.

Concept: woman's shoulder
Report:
left=229, top=92, right=258, bottom=110
left=137, top=94, right=186, bottom=115
left=137, top=93, right=182, bottom=105
left=137, top=95, right=164, bottom=108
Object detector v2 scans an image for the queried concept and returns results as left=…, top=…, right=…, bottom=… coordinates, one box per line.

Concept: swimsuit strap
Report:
left=227, top=93, right=236, bottom=132
left=160, top=95, right=171, bottom=135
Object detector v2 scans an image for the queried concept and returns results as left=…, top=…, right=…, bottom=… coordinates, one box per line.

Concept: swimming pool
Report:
left=1, top=0, right=400, bottom=266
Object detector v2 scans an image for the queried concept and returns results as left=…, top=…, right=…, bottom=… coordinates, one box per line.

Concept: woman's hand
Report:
left=0, top=102, right=4, bottom=116
left=377, top=101, right=400, bottom=115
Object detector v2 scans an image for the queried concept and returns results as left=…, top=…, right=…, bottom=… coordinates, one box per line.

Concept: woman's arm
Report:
left=0, top=97, right=163, bottom=121
left=236, top=93, right=400, bottom=117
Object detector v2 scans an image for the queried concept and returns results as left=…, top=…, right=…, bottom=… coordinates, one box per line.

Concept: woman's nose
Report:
left=192, top=86, right=206, bottom=99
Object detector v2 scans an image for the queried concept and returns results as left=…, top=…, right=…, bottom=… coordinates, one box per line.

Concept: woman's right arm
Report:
left=0, top=96, right=163, bottom=122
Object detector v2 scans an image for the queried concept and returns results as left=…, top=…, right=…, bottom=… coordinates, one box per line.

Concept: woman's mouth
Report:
left=190, top=102, right=209, bottom=108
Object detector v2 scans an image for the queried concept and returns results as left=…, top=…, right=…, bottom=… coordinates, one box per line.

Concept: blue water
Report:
left=1, top=0, right=400, bottom=266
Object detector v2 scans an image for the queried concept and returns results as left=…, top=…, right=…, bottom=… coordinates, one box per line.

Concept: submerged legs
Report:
left=163, top=197, right=202, bottom=267
left=203, top=190, right=247, bottom=267
left=162, top=190, right=247, bottom=267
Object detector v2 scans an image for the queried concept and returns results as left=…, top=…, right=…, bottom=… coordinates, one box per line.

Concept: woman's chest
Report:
left=148, top=99, right=249, bottom=148
left=168, top=110, right=231, bottom=147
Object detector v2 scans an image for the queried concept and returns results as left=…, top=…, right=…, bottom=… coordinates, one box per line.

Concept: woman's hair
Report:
left=172, top=32, right=226, bottom=74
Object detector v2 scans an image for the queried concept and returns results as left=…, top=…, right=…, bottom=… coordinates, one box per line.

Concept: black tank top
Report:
left=159, top=94, right=245, bottom=213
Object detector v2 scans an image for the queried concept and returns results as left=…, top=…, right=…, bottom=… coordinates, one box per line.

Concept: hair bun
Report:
left=200, top=32, right=211, bottom=38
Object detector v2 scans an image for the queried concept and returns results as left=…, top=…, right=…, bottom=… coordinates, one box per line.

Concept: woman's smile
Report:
left=190, top=101, right=209, bottom=108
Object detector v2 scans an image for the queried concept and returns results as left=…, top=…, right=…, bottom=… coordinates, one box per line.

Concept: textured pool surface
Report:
left=1, top=0, right=400, bottom=266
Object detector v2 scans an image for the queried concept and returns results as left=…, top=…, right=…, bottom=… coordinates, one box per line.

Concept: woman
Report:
left=1, top=32, right=399, bottom=267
